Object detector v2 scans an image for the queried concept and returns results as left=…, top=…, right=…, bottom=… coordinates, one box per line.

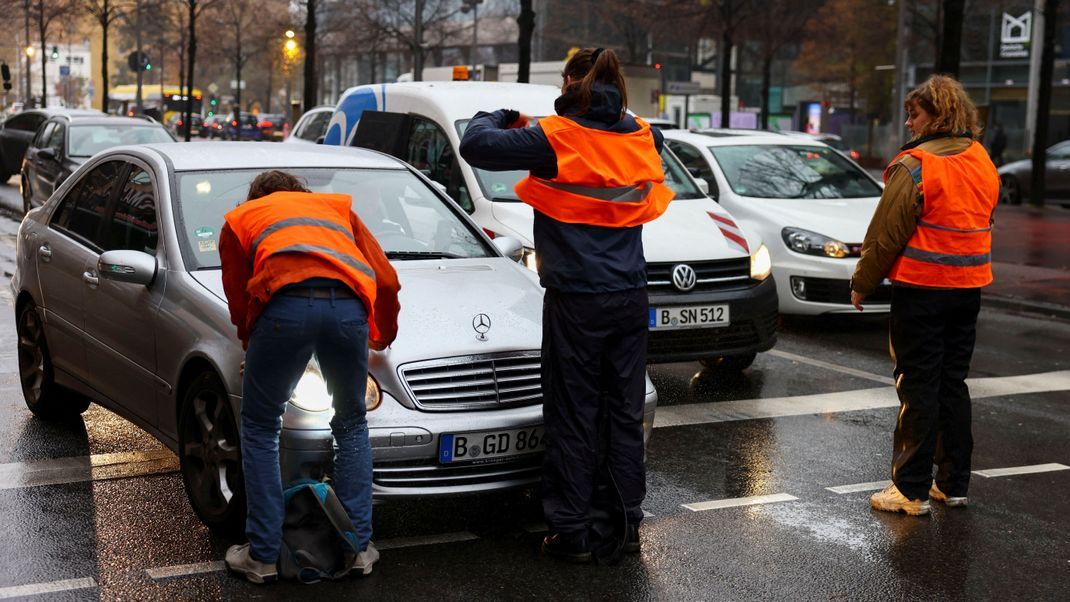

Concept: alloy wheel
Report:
left=180, top=376, right=244, bottom=527
left=17, top=307, right=47, bottom=406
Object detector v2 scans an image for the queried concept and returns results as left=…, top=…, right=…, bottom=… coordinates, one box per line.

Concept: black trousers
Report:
left=889, top=286, right=981, bottom=500
left=540, top=287, right=648, bottom=534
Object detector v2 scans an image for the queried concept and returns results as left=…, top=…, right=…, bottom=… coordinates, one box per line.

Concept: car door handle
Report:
left=82, top=270, right=99, bottom=287
left=38, top=244, right=52, bottom=262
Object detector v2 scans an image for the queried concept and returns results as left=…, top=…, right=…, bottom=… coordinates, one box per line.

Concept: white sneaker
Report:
left=225, top=543, right=278, bottom=584
left=346, top=540, right=380, bottom=576
left=930, top=484, right=969, bottom=507
left=870, top=484, right=931, bottom=515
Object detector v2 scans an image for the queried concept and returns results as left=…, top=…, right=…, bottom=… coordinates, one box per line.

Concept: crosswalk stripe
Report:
left=0, top=450, right=177, bottom=490
left=682, top=493, right=798, bottom=512
left=972, top=463, right=1070, bottom=478
left=825, top=480, right=892, bottom=495
left=654, top=370, right=1070, bottom=428
left=767, top=349, right=895, bottom=385
left=0, top=577, right=97, bottom=599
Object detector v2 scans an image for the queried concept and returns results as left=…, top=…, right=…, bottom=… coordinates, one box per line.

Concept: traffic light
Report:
left=145, top=62, right=151, bottom=71
left=50, top=46, right=59, bottom=60
left=1, top=62, right=11, bottom=92
left=210, top=95, right=217, bottom=107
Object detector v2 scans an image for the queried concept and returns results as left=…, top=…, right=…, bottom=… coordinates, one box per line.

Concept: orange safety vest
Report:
left=513, top=115, right=675, bottom=227
left=224, top=191, right=380, bottom=326
left=885, top=141, right=999, bottom=288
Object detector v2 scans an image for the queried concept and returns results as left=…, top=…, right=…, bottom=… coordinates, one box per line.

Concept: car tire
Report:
left=699, top=352, right=757, bottom=372
left=16, top=301, right=91, bottom=420
left=999, top=175, right=1021, bottom=205
left=178, top=371, right=247, bottom=540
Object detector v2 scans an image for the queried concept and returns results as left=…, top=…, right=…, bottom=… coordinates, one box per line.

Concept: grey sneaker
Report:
left=870, top=483, right=931, bottom=516
left=225, top=543, right=278, bottom=584
left=347, top=541, right=380, bottom=576
left=930, top=484, right=969, bottom=507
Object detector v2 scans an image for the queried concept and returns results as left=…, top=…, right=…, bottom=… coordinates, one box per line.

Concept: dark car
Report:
left=200, top=114, right=228, bottom=139
left=0, top=108, right=103, bottom=183
left=20, top=115, right=175, bottom=212
left=170, top=113, right=203, bottom=138
left=257, top=113, right=289, bottom=141
left=998, top=140, right=1070, bottom=206
left=224, top=113, right=262, bottom=141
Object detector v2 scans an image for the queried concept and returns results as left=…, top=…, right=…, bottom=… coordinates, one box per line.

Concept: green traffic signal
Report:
left=50, top=46, right=59, bottom=60
left=145, top=63, right=151, bottom=71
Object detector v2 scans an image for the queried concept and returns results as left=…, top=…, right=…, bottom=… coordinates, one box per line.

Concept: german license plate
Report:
left=439, top=426, right=545, bottom=464
left=649, top=305, right=730, bottom=330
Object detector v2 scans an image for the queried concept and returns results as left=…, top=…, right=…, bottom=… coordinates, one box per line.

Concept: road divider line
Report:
left=0, top=577, right=97, bottom=599
left=654, top=369, right=1070, bottom=428
left=767, top=349, right=895, bottom=385
left=972, top=463, right=1070, bottom=478
left=825, top=480, right=892, bottom=494
left=682, top=493, right=797, bottom=512
left=145, top=561, right=224, bottom=580
left=0, top=449, right=177, bottom=490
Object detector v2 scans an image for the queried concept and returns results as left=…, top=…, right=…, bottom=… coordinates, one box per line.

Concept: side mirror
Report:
left=695, top=178, right=710, bottom=196
left=37, top=147, right=56, bottom=161
left=492, top=236, right=524, bottom=262
left=98, top=250, right=157, bottom=286
left=315, top=135, right=325, bottom=144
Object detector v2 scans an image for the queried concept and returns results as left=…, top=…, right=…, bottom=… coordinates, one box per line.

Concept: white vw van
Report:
left=324, top=82, right=778, bottom=369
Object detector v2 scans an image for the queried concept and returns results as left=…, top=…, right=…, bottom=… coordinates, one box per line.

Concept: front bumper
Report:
left=646, top=276, right=779, bottom=363
left=279, top=383, right=658, bottom=497
left=772, top=255, right=891, bottom=315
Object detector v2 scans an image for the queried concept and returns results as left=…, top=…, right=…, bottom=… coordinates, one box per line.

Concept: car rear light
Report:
left=231, top=121, right=238, bottom=126
left=177, top=120, right=183, bottom=126
left=850, top=150, right=861, bottom=160
left=258, top=120, right=271, bottom=128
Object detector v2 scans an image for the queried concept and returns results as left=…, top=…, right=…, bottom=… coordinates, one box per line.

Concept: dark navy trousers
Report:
left=889, top=286, right=981, bottom=501
left=540, top=287, right=648, bottom=534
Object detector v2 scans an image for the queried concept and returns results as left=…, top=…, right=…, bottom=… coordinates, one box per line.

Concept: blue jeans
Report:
left=241, top=292, right=373, bottom=563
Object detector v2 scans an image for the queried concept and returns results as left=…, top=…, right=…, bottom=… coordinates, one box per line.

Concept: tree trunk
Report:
left=38, top=1, right=46, bottom=107
left=101, top=2, right=109, bottom=113
left=303, top=0, right=317, bottom=110
left=235, top=23, right=242, bottom=141
left=413, top=0, right=424, bottom=81
left=135, top=0, right=143, bottom=113
left=184, top=0, right=196, bottom=142
left=934, top=0, right=965, bottom=76
left=760, top=54, right=772, bottom=129
left=719, top=30, right=732, bottom=128
left=517, top=0, right=534, bottom=83
left=1030, top=0, right=1059, bottom=206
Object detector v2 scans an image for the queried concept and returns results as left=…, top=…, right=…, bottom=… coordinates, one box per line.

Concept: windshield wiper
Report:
left=386, top=251, right=463, bottom=260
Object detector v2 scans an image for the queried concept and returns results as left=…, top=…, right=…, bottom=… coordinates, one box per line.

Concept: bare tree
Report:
left=361, top=0, right=465, bottom=81
left=742, top=0, right=819, bottom=129
left=303, top=0, right=316, bottom=110
left=84, top=0, right=124, bottom=113
left=176, top=0, right=217, bottom=141
left=934, top=0, right=965, bottom=76
left=517, top=0, right=534, bottom=83
left=209, top=0, right=256, bottom=138
left=31, top=0, right=75, bottom=107
left=702, top=0, right=755, bottom=128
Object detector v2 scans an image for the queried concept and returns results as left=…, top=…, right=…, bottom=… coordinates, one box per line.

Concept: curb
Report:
left=982, top=294, right=1070, bottom=322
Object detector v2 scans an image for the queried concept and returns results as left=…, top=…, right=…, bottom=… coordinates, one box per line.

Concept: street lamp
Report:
left=25, top=45, right=34, bottom=57
left=460, top=0, right=483, bottom=66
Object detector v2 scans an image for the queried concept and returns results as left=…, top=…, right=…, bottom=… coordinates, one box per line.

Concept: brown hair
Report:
left=561, top=48, right=628, bottom=115
left=246, top=170, right=310, bottom=201
left=905, top=75, right=982, bottom=140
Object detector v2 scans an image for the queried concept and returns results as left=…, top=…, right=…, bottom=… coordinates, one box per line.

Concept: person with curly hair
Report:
left=851, top=75, right=999, bottom=516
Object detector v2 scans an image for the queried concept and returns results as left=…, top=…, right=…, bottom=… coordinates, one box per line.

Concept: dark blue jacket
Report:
left=459, top=84, right=664, bottom=293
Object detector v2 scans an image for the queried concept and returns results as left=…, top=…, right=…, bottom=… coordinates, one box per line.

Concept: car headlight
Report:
left=520, top=246, right=538, bottom=272
left=290, top=360, right=382, bottom=412
left=780, top=227, right=849, bottom=258
left=750, top=244, right=772, bottom=280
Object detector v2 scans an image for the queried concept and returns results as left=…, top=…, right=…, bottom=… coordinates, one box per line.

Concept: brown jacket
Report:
left=851, top=134, right=974, bottom=296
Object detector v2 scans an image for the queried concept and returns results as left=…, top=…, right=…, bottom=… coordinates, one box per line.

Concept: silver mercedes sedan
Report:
left=11, top=142, right=659, bottom=535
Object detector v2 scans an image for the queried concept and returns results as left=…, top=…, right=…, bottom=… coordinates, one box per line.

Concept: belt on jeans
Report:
left=281, top=286, right=356, bottom=299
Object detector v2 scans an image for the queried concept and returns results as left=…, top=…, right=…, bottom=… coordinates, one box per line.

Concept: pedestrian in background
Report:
left=851, top=75, right=999, bottom=516
left=987, top=121, right=1006, bottom=167
left=219, top=170, right=400, bottom=582
left=460, top=48, right=673, bottom=562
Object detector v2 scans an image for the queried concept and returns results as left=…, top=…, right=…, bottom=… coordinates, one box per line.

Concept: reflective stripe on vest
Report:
left=513, top=115, right=674, bottom=227
left=885, top=141, right=1000, bottom=288
left=274, top=243, right=377, bottom=281
left=250, top=217, right=356, bottom=257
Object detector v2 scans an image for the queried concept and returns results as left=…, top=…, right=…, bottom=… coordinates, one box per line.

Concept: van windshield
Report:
left=455, top=119, right=705, bottom=202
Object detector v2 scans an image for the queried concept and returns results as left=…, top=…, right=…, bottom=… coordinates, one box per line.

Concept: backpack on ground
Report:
left=279, top=480, right=360, bottom=583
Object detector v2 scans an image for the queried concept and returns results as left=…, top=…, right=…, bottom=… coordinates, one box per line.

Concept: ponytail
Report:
left=561, top=48, right=628, bottom=115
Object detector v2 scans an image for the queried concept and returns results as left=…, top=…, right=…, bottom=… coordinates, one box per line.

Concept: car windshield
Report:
left=708, top=144, right=882, bottom=199
left=455, top=118, right=706, bottom=201
left=68, top=125, right=175, bottom=157
left=175, top=167, right=494, bottom=270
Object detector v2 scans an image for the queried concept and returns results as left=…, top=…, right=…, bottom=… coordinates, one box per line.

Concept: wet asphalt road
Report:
left=1, top=178, right=1068, bottom=600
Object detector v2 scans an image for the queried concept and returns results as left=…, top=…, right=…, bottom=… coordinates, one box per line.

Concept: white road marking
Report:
left=825, top=480, right=892, bottom=495
left=0, top=577, right=97, bottom=599
left=654, top=369, right=1070, bottom=428
left=376, top=531, right=479, bottom=550
left=973, top=463, right=1070, bottom=478
left=767, top=349, right=895, bottom=385
left=682, top=493, right=798, bottom=512
left=145, top=561, right=224, bottom=580
left=0, top=450, right=177, bottom=490
left=145, top=532, right=481, bottom=581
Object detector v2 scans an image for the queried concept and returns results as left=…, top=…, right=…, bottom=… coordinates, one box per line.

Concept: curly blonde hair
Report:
left=905, top=75, right=982, bottom=140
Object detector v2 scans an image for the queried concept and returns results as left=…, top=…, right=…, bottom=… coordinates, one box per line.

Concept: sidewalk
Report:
left=986, top=204, right=1070, bottom=320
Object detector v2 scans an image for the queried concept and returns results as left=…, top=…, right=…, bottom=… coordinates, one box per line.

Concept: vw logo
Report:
left=472, top=313, right=492, bottom=340
left=671, top=264, right=697, bottom=292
